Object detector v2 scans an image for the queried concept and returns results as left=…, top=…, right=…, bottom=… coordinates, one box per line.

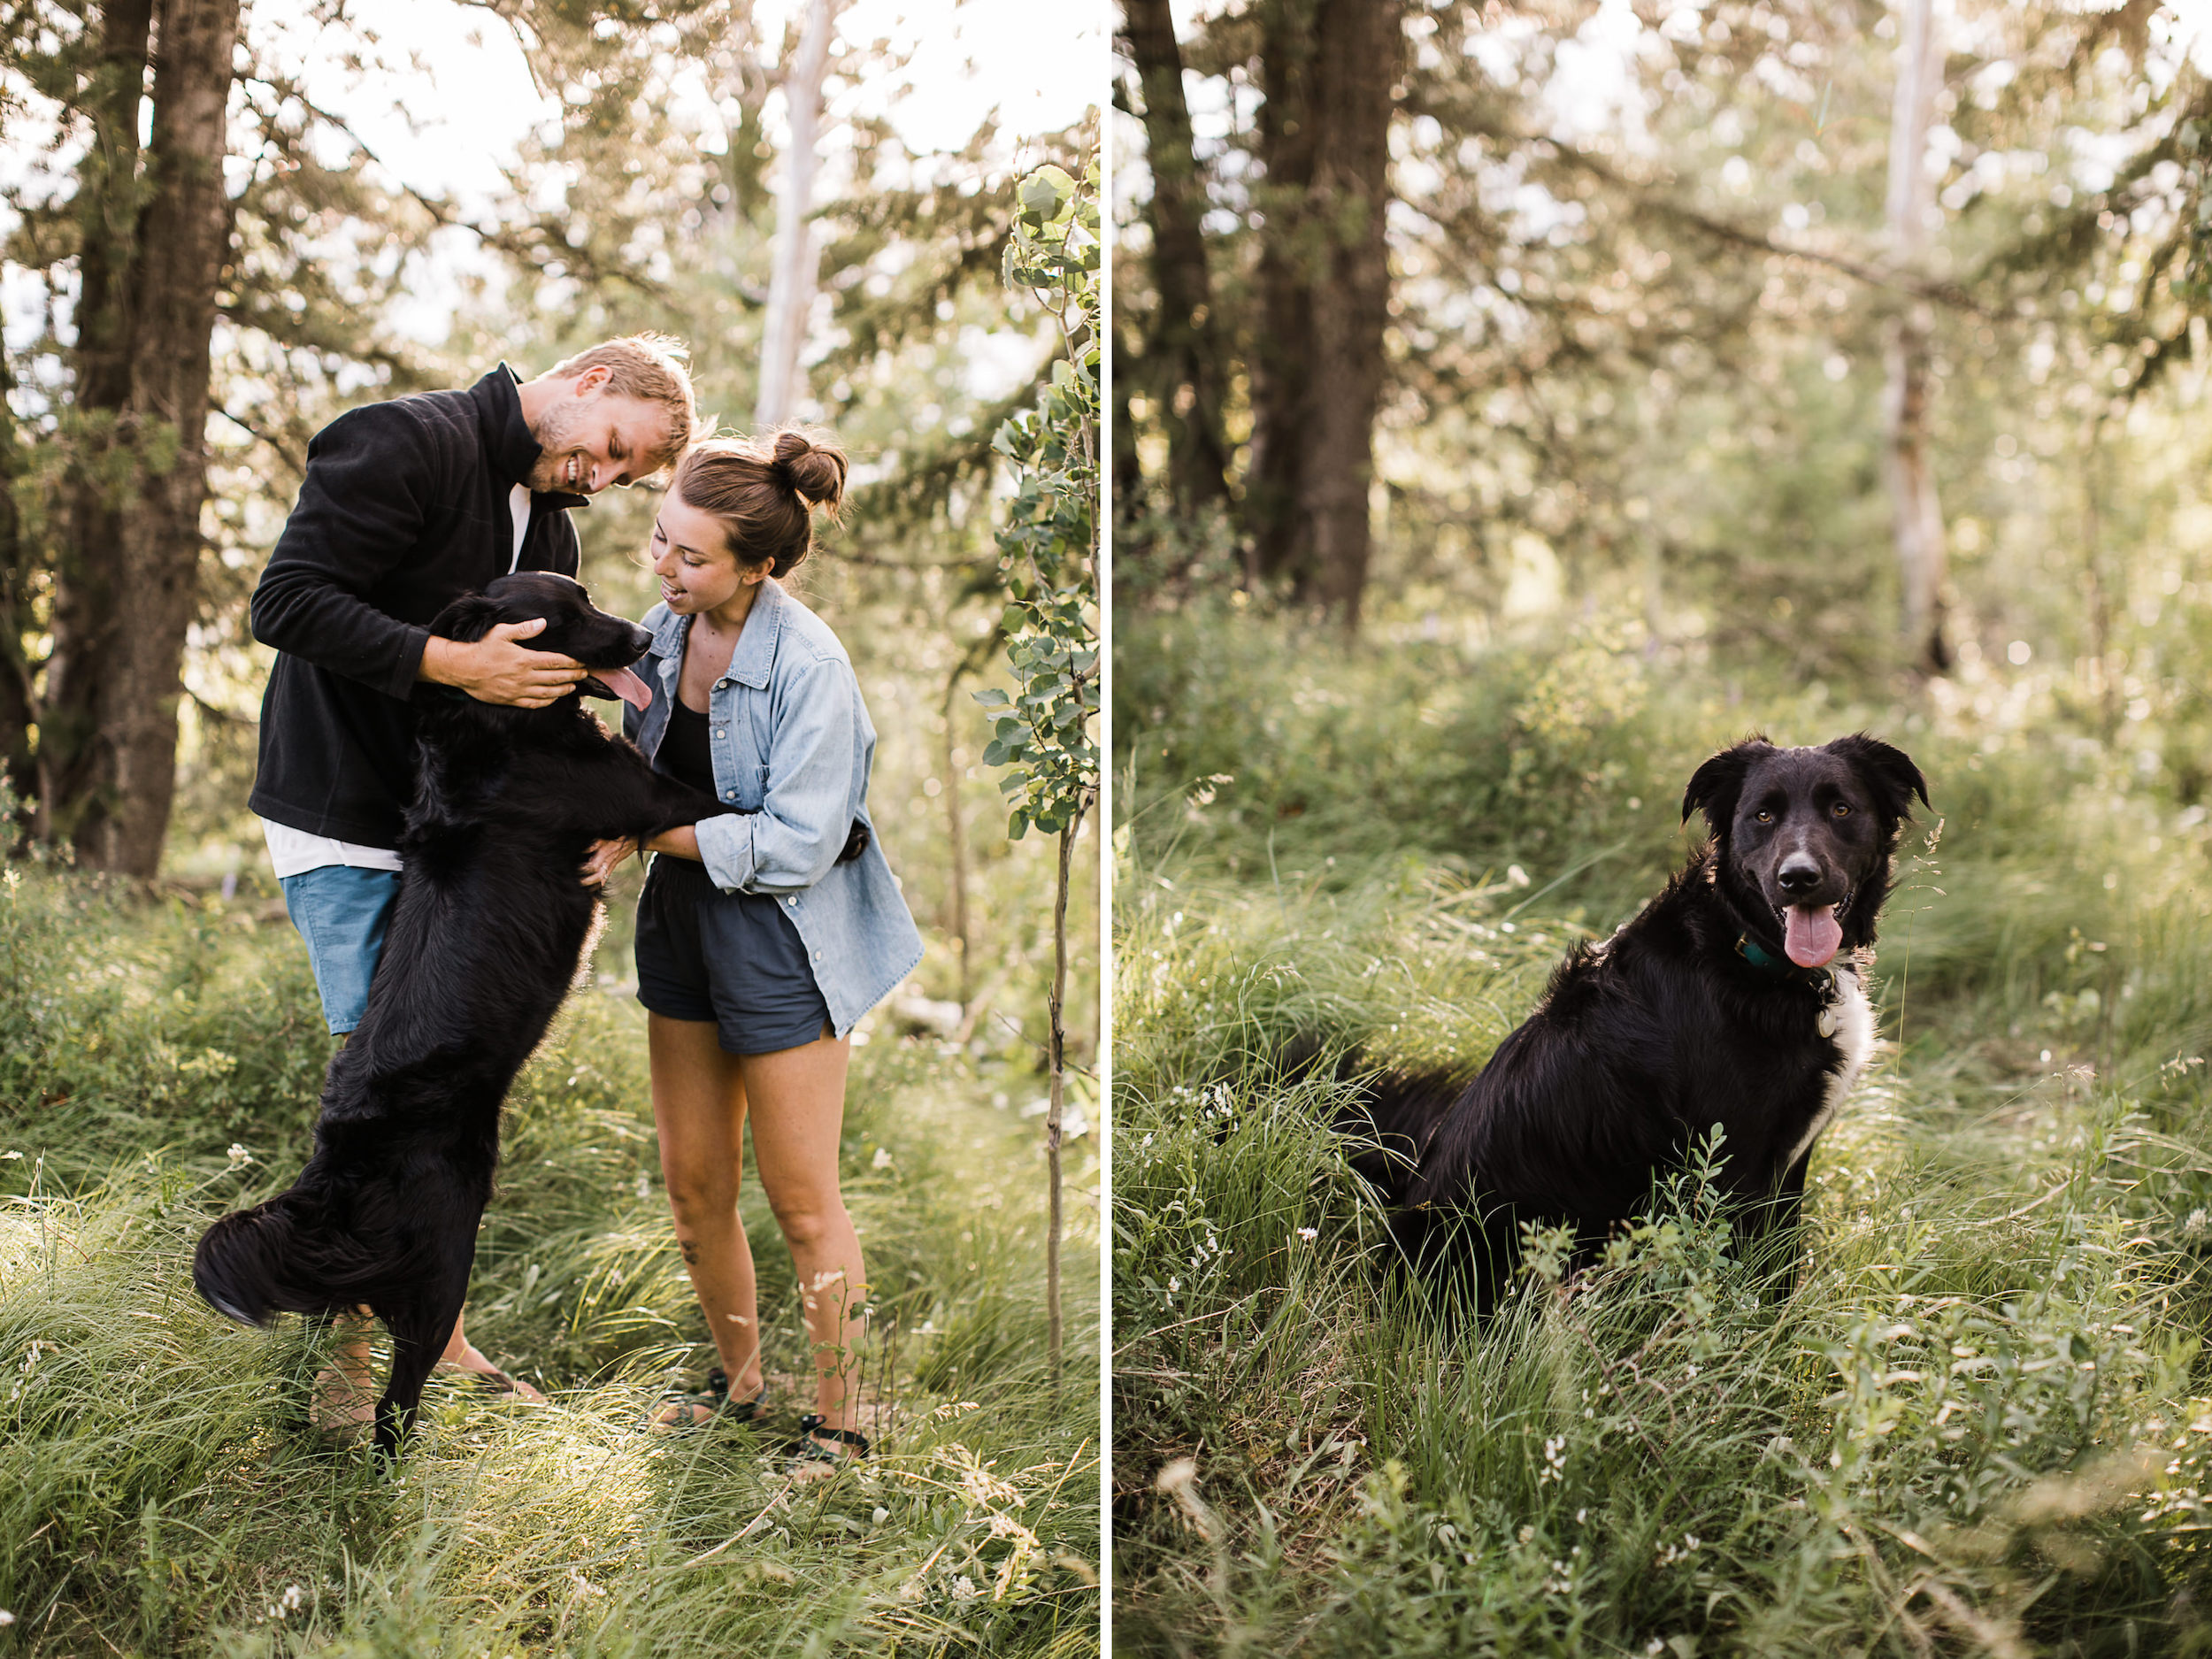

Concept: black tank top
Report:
left=661, top=699, right=717, bottom=795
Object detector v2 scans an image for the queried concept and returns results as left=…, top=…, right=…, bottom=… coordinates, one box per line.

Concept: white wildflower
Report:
left=1539, top=1435, right=1567, bottom=1485
left=1655, top=1532, right=1702, bottom=1567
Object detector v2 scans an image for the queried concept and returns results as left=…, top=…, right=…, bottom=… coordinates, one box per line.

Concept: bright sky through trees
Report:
left=290, top=0, right=1102, bottom=206
left=2, top=0, right=1102, bottom=353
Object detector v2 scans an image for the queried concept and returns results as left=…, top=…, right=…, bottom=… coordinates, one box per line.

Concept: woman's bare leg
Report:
left=739, top=1031, right=864, bottom=1463
left=649, top=1012, right=767, bottom=1410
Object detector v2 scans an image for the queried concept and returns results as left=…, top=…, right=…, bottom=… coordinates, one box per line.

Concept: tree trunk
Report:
left=1248, top=0, right=1399, bottom=628
left=1246, top=0, right=1318, bottom=590
left=941, top=673, right=972, bottom=1007
left=2081, top=419, right=2119, bottom=736
left=1044, top=809, right=1080, bottom=1388
left=1110, top=379, right=1146, bottom=547
left=0, top=353, right=38, bottom=823
left=42, top=0, right=241, bottom=878
left=754, top=0, right=842, bottom=428
left=1297, top=0, right=1400, bottom=630
left=1125, top=0, right=1232, bottom=515
left=36, top=0, right=154, bottom=852
left=1882, top=0, right=1951, bottom=674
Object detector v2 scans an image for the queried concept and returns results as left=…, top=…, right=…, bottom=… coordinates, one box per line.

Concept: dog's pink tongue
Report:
left=1784, top=904, right=1843, bottom=969
left=599, top=666, right=654, bottom=712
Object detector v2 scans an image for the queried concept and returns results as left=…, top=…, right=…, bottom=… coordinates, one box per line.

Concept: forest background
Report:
left=0, top=2, right=1102, bottom=1654
left=1114, top=0, right=2212, bottom=1653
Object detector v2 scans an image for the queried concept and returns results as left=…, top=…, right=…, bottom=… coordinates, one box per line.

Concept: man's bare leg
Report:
left=314, top=1307, right=543, bottom=1432
left=307, top=1033, right=543, bottom=1430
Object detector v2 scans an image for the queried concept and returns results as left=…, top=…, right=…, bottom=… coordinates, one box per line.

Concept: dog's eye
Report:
left=1832, top=803, right=1851, bottom=818
left=1755, top=810, right=1773, bottom=824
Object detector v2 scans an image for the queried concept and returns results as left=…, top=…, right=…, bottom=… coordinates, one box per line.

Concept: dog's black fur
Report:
left=1345, top=734, right=1928, bottom=1310
left=194, top=572, right=725, bottom=1454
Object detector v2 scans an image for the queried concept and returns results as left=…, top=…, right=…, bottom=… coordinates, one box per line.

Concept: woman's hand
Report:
left=580, top=837, right=639, bottom=887
left=644, top=826, right=703, bottom=862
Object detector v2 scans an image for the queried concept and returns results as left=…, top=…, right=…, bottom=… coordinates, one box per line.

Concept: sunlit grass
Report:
left=1113, top=616, right=2212, bottom=1655
left=0, top=872, right=1099, bottom=1655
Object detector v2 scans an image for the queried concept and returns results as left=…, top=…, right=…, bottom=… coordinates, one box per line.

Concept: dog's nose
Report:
left=1778, top=854, right=1822, bottom=894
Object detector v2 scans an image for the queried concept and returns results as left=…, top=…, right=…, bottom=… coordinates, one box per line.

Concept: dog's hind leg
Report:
left=1735, top=1156, right=1812, bottom=1303
left=373, top=1277, right=466, bottom=1460
left=1385, top=1205, right=1521, bottom=1323
left=373, top=1319, right=440, bottom=1460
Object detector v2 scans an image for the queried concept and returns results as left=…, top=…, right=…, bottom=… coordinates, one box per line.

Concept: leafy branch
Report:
left=977, top=158, right=1100, bottom=1386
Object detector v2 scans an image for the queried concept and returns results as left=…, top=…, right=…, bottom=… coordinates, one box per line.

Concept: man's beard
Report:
left=525, top=399, right=588, bottom=494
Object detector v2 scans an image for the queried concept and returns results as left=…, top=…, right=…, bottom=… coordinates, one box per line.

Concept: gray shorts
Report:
left=633, top=856, right=832, bottom=1056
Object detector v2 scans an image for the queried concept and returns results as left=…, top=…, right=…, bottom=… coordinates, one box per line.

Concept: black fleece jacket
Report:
left=249, top=366, right=588, bottom=846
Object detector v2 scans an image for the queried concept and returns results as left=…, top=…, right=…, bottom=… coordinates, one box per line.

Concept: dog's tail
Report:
left=193, top=1195, right=349, bottom=1327
left=1270, top=1033, right=1467, bottom=1207
left=1335, top=1064, right=1468, bottom=1207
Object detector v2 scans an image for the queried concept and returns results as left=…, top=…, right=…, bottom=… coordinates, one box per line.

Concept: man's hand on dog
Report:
left=580, top=837, right=639, bottom=887
left=419, top=618, right=588, bottom=708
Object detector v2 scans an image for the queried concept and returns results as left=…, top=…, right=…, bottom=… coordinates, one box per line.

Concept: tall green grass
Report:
left=0, top=868, right=1099, bottom=1655
left=1113, top=614, right=2212, bottom=1655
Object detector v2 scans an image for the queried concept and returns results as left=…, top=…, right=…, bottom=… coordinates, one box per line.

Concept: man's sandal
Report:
left=649, top=1366, right=769, bottom=1431
left=787, top=1413, right=870, bottom=1475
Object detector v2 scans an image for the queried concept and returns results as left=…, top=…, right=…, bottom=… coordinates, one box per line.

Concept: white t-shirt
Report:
left=507, top=484, right=530, bottom=572
left=258, top=485, right=534, bottom=875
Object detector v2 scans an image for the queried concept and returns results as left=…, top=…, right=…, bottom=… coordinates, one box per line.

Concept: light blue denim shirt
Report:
left=624, top=579, right=924, bottom=1036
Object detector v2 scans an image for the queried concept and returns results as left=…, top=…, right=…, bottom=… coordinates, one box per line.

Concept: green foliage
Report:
left=1120, top=3, right=2212, bottom=677
left=0, top=869, right=1100, bottom=1653
left=1117, top=603, right=2212, bottom=1047
left=1114, top=870, right=2212, bottom=1655
left=1113, top=611, right=2212, bottom=1655
left=979, top=162, right=1102, bottom=843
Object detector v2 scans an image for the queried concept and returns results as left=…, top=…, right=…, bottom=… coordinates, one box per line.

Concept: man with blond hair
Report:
left=247, top=336, right=696, bottom=1434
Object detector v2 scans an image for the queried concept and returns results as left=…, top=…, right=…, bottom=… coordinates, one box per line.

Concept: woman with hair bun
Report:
left=617, top=427, right=923, bottom=1476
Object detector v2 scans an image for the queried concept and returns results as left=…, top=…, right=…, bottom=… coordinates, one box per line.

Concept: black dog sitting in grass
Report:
left=1347, top=733, right=1929, bottom=1311
left=194, top=572, right=721, bottom=1456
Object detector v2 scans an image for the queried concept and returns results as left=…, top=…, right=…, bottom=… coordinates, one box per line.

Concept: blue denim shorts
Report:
left=280, top=864, right=399, bottom=1035
left=634, top=856, right=832, bottom=1056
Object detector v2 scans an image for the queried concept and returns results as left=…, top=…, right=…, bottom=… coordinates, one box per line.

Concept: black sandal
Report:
left=787, top=1412, right=870, bottom=1472
left=650, top=1366, right=768, bottom=1431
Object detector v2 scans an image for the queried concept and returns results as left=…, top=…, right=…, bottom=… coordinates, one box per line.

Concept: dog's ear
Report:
left=430, top=593, right=505, bottom=643
left=1680, top=737, right=1774, bottom=834
left=1825, top=733, right=1930, bottom=822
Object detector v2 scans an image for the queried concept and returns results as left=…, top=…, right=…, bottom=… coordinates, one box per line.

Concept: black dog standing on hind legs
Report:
left=193, top=572, right=724, bottom=1457
left=1345, top=733, right=1930, bottom=1313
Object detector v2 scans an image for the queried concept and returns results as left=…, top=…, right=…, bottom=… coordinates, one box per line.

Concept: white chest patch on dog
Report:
left=1785, top=967, right=1873, bottom=1172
